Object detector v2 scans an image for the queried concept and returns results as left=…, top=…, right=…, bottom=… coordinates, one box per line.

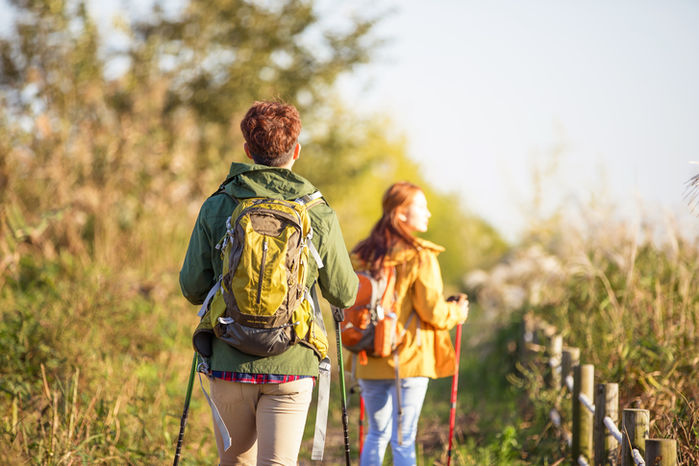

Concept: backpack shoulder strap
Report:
left=295, top=190, right=325, bottom=209
left=310, top=282, right=331, bottom=461
left=209, top=176, right=238, bottom=203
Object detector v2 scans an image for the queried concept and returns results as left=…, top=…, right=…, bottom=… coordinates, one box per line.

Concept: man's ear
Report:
left=244, top=143, right=253, bottom=160
left=292, top=142, right=301, bottom=160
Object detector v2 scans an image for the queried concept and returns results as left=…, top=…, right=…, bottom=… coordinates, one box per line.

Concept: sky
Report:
left=2, top=0, right=697, bottom=241
left=337, top=0, right=699, bottom=241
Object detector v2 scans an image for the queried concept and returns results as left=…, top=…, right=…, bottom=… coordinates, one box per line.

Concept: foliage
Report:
left=0, top=0, right=504, bottom=463
left=423, top=190, right=506, bottom=290
left=130, top=0, right=380, bottom=123
left=296, top=108, right=507, bottom=284
left=467, top=212, right=699, bottom=463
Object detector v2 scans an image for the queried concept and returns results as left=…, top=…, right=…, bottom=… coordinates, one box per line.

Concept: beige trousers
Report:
left=210, top=377, right=314, bottom=465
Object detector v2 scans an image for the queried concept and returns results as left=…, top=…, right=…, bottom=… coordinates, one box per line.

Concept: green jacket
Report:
left=180, top=162, right=358, bottom=376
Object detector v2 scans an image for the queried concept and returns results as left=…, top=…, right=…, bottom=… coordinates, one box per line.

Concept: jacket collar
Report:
left=383, top=237, right=444, bottom=266
left=223, top=162, right=318, bottom=200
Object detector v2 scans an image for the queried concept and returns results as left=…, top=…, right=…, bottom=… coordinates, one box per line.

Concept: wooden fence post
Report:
left=644, top=439, right=677, bottom=466
left=594, top=383, right=619, bottom=465
left=572, top=364, right=594, bottom=463
left=621, top=408, right=649, bottom=466
left=546, top=334, right=562, bottom=389
left=561, top=347, right=580, bottom=389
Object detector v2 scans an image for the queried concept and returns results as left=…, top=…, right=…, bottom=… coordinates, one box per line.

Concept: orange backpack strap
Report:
left=358, top=350, right=368, bottom=365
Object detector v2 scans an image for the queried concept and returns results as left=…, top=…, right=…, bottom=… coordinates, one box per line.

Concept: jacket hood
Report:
left=382, top=237, right=444, bottom=266
left=223, top=162, right=318, bottom=200
left=354, top=237, right=444, bottom=269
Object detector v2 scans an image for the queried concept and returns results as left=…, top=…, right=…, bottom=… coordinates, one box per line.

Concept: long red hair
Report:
left=352, top=182, right=423, bottom=278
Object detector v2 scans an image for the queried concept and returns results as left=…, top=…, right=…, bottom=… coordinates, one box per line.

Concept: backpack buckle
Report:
left=196, top=358, right=211, bottom=376
left=318, top=358, right=331, bottom=373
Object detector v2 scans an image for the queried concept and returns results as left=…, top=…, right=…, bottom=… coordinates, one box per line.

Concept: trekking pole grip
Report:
left=331, top=305, right=345, bottom=323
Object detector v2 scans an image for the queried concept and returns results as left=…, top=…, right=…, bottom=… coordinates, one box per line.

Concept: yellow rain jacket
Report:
left=352, top=237, right=464, bottom=380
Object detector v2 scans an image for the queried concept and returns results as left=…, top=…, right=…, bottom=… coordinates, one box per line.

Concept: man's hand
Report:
left=447, top=293, right=469, bottom=323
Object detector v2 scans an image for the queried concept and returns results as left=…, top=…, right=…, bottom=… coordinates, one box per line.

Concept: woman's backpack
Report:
left=340, top=265, right=418, bottom=447
left=340, top=267, right=404, bottom=365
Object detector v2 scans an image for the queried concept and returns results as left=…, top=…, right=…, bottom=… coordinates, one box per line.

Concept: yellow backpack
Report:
left=193, top=192, right=328, bottom=360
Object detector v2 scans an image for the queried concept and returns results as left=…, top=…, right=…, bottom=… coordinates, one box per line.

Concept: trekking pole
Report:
left=393, top=352, right=403, bottom=446
left=446, top=323, right=463, bottom=466
left=349, top=384, right=365, bottom=455
left=331, top=306, right=352, bottom=466
left=359, top=394, right=365, bottom=454
left=173, top=352, right=197, bottom=466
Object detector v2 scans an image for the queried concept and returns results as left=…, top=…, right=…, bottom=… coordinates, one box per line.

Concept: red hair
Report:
left=240, top=101, right=301, bottom=166
left=352, top=182, right=423, bottom=278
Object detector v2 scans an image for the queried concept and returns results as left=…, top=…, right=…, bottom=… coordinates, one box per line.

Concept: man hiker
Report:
left=179, top=101, right=359, bottom=464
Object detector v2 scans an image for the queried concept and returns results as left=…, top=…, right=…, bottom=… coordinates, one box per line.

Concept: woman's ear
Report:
left=397, top=211, right=408, bottom=222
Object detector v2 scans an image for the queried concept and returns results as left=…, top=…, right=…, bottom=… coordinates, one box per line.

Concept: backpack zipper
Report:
left=256, top=238, right=268, bottom=304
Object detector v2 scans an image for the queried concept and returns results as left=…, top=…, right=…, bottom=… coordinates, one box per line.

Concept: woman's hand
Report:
left=447, top=293, right=469, bottom=323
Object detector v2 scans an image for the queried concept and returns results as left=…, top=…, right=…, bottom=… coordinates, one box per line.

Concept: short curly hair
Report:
left=240, top=101, right=302, bottom=167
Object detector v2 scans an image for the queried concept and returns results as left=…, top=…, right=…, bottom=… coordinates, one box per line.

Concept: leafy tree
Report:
left=0, top=1, right=505, bottom=461
left=0, top=0, right=383, bottom=250
left=126, top=0, right=381, bottom=167
left=296, top=104, right=507, bottom=284
left=135, top=0, right=379, bottom=119
left=423, top=188, right=507, bottom=285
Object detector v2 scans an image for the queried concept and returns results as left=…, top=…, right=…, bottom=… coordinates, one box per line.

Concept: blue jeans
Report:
left=358, top=377, right=429, bottom=466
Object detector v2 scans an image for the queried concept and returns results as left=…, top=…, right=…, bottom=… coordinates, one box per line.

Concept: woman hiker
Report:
left=351, top=181, right=469, bottom=466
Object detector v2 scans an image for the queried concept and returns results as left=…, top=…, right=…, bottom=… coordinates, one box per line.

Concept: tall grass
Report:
left=0, top=238, right=194, bottom=463
left=466, top=214, right=699, bottom=463
left=0, top=80, right=219, bottom=462
left=2, top=85, right=695, bottom=463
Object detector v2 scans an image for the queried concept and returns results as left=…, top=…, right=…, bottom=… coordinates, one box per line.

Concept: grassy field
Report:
left=460, top=216, right=699, bottom=464
left=0, top=225, right=529, bottom=465
left=1, top=185, right=696, bottom=464
left=2, top=1, right=696, bottom=462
